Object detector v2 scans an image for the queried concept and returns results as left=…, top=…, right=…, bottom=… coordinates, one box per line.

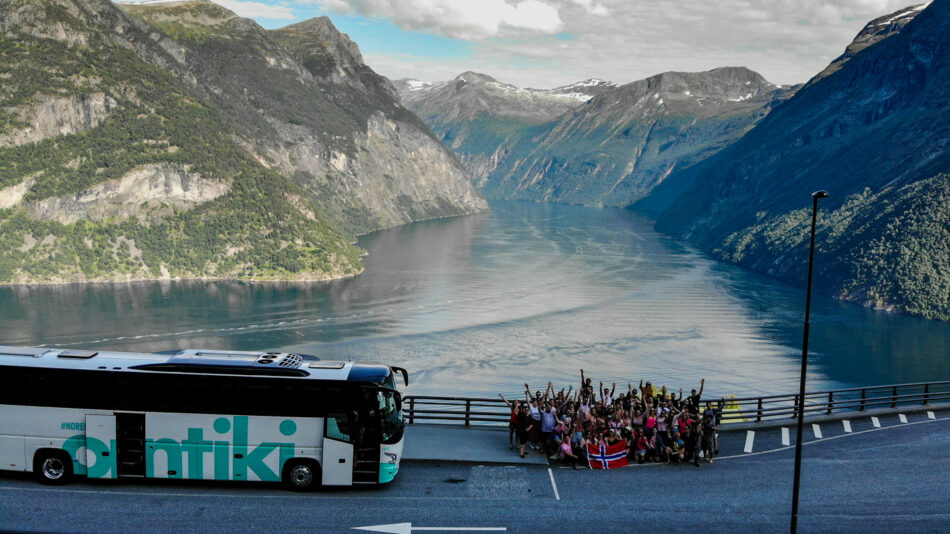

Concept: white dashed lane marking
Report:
left=812, top=424, right=822, bottom=439
left=547, top=468, right=559, bottom=501
left=871, top=417, right=881, bottom=428
left=899, top=414, right=908, bottom=424
left=781, top=427, right=790, bottom=446
left=743, top=431, right=755, bottom=453
left=842, top=420, right=852, bottom=433
left=928, top=411, right=936, bottom=420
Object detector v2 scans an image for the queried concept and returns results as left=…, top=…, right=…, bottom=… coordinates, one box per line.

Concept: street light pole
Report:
left=790, top=190, right=829, bottom=534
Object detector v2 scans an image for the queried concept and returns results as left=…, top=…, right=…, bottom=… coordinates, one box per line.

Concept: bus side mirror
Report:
left=392, top=366, right=409, bottom=387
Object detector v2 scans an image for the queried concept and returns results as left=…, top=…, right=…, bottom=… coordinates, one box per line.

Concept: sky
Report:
left=120, top=0, right=926, bottom=88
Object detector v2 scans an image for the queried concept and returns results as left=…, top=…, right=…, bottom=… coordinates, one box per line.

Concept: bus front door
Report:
left=353, top=401, right=381, bottom=485
left=322, top=414, right=353, bottom=486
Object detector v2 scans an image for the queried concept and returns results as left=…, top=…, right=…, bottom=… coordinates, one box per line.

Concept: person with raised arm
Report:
left=524, top=383, right=542, bottom=450
left=580, top=369, right=594, bottom=399
left=639, top=379, right=655, bottom=400
left=686, top=378, right=705, bottom=414
left=539, top=399, right=558, bottom=455
left=599, top=381, right=616, bottom=405
left=499, top=393, right=521, bottom=449
left=554, top=385, right=573, bottom=413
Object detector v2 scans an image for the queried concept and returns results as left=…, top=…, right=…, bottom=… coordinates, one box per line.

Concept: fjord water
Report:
left=1, top=202, right=947, bottom=397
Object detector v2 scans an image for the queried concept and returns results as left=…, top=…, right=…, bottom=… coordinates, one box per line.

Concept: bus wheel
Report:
left=282, top=460, right=321, bottom=491
left=34, top=450, right=73, bottom=486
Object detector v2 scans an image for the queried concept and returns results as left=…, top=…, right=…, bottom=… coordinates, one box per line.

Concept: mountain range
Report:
left=399, top=67, right=800, bottom=207
left=399, top=1, right=947, bottom=321
left=475, top=67, right=795, bottom=206
left=395, top=72, right=614, bottom=184
left=0, top=0, right=485, bottom=283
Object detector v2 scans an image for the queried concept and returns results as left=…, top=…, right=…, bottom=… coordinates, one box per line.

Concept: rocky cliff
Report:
left=638, top=2, right=948, bottom=320
left=122, top=3, right=487, bottom=235
left=0, top=0, right=485, bottom=284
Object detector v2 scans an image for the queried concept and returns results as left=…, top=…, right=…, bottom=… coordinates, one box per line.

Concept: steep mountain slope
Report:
left=639, top=2, right=949, bottom=320
left=0, top=0, right=361, bottom=283
left=120, top=2, right=486, bottom=236
left=811, top=2, right=929, bottom=84
left=396, top=72, right=614, bottom=181
left=480, top=67, right=795, bottom=206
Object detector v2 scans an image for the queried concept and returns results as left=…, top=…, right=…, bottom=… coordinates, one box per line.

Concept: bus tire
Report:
left=33, top=449, right=73, bottom=486
left=282, top=459, right=321, bottom=491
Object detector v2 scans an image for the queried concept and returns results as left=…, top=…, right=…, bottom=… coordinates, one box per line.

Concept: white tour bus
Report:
left=0, top=345, right=408, bottom=490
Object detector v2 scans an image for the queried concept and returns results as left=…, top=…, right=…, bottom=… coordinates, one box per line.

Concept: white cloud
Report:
left=363, top=0, right=924, bottom=88
left=319, top=0, right=563, bottom=39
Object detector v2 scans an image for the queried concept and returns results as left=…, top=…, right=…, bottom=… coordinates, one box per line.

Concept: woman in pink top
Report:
left=644, top=408, right=657, bottom=438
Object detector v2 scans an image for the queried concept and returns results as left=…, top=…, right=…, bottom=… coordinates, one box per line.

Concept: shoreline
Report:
left=0, top=267, right=366, bottom=288
left=0, top=208, right=490, bottom=288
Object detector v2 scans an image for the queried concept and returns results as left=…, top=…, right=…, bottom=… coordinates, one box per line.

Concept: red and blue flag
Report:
left=587, top=440, right=628, bottom=469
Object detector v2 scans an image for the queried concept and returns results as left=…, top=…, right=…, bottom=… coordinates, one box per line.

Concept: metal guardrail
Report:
left=404, top=396, right=510, bottom=426
left=404, top=381, right=950, bottom=427
left=719, top=380, right=950, bottom=424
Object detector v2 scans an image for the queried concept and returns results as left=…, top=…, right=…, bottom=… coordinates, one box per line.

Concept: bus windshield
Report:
left=378, top=390, right=404, bottom=444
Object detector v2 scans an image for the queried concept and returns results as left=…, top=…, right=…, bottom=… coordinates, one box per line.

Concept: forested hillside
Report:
left=0, top=0, right=361, bottom=283
left=637, top=1, right=949, bottom=320
left=0, top=0, right=485, bottom=284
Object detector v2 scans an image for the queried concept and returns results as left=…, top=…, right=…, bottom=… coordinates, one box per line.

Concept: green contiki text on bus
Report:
left=63, top=416, right=300, bottom=481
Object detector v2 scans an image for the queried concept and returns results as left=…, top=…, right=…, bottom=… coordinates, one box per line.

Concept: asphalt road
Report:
left=2, top=411, right=948, bottom=533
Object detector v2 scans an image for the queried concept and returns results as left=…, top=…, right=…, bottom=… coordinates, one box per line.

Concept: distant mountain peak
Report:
left=811, top=2, right=930, bottom=83
left=274, top=15, right=365, bottom=66
left=395, top=71, right=617, bottom=128
left=455, top=71, right=499, bottom=84
left=393, top=78, right=439, bottom=92
left=590, top=66, right=778, bottom=112
left=554, top=78, right=614, bottom=89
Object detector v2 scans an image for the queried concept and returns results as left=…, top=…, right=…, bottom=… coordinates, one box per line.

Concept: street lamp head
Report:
left=812, top=190, right=829, bottom=199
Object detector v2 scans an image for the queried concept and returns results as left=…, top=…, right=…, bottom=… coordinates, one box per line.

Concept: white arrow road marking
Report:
left=743, top=430, right=755, bottom=453
left=781, top=427, right=789, bottom=446
left=871, top=417, right=881, bottom=428
left=842, top=420, right=852, bottom=433
left=812, top=424, right=822, bottom=439
left=353, top=524, right=506, bottom=533
left=899, top=414, right=908, bottom=424
left=928, top=411, right=936, bottom=419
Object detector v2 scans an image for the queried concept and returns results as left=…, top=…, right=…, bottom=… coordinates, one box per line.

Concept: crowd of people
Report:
left=499, top=370, right=724, bottom=469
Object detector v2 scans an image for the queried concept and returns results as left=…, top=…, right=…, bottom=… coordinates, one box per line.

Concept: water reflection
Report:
left=0, top=201, right=947, bottom=397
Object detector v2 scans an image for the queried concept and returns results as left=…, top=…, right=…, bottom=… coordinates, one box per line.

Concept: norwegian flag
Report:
left=587, top=440, right=629, bottom=469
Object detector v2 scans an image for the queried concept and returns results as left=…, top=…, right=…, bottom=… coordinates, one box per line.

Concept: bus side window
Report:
left=326, top=414, right=350, bottom=442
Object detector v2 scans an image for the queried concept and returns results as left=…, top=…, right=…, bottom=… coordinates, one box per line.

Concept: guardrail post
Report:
left=465, top=399, right=471, bottom=427
left=408, top=397, right=415, bottom=425
left=923, top=384, right=930, bottom=405
left=891, top=386, right=898, bottom=408
left=756, top=398, right=763, bottom=423
left=827, top=391, right=833, bottom=415
left=860, top=389, right=866, bottom=411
